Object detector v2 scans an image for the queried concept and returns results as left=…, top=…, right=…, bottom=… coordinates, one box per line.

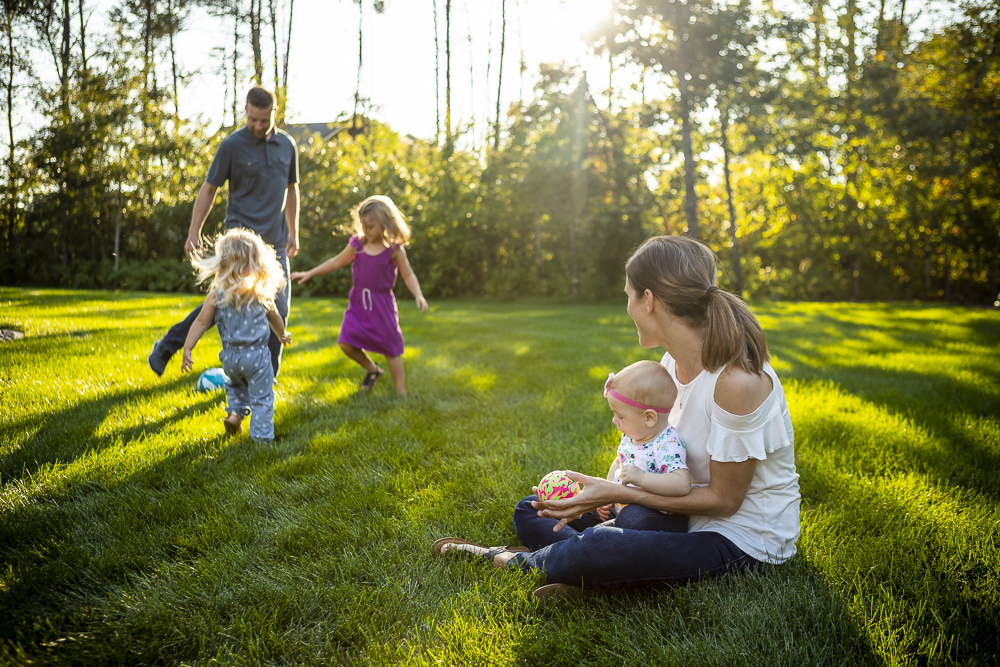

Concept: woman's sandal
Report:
left=431, top=537, right=529, bottom=567
left=360, top=366, right=384, bottom=391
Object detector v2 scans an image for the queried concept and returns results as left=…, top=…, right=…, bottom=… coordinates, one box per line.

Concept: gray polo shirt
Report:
left=206, top=126, right=299, bottom=249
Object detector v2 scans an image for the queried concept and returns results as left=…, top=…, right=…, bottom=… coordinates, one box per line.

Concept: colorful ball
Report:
left=537, top=470, right=582, bottom=501
left=196, top=367, right=229, bottom=392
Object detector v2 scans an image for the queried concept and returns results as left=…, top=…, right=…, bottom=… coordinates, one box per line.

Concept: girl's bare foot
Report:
left=223, top=413, right=243, bottom=434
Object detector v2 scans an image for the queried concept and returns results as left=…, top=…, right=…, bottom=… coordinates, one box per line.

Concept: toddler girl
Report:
left=597, top=359, right=691, bottom=520
left=290, top=195, right=428, bottom=395
left=181, top=228, right=291, bottom=441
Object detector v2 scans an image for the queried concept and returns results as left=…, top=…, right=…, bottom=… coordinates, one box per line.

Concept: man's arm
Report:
left=185, top=182, right=220, bottom=259
left=285, top=183, right=300, bottom=258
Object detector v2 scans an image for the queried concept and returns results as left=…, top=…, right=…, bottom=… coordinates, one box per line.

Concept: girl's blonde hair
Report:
left=351, top=195, right=411, bottom=246
left=192, top=228, right=286, bottom=311
left=625, top=236, right=769, bottom=375
left=608, top=360, right=677, bottom=412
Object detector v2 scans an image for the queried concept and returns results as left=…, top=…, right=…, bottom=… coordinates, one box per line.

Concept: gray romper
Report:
left=215, top=290, right=275, bottom=441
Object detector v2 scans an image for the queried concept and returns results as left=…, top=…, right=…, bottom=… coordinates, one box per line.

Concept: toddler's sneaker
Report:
left=147, top=337, right=172, bottom=376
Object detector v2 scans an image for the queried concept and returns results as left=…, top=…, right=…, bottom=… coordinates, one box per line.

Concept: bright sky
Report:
left=12, top=0, right=958, bottom=147
left=170, top=0, right=615, bottom=142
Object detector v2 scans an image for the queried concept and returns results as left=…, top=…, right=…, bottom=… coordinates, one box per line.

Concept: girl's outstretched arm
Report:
left=393, top=246, right=428, bottom=312
left=289, top=242, right=356, bottom=284
left=181, top=291, right=218, bottom=373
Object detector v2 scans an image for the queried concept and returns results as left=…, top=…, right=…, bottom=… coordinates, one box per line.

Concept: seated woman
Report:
left=432, top=235, right=800, bottom=598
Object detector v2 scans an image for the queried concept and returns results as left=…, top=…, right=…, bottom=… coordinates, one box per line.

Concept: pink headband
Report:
left=604, top=373, right=670, bottom=414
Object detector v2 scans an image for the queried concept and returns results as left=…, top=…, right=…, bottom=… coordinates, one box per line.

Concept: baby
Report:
left=598, top=359, right=690, bottom=519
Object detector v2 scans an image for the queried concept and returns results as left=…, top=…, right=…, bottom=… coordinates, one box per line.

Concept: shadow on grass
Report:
left=1, top=376, right=222, bottom=481
left=0, top=430, right=309, bottom=663
left=763, top=306, right=1000, bottom=500
left=798, top=460, right=1000, bottom=664
left=494, top=556, right=882, bottom=666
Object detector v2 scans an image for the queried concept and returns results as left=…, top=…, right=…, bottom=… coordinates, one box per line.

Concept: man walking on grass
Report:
left=148, top=86, right=301, bottom=379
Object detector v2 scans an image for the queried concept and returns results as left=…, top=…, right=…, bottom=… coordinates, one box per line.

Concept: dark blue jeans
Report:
left=509, top=495, right=761, bottom=590
left=161, top=251, right=290, bottom=376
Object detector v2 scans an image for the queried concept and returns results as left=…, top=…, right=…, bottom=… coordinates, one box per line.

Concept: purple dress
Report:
left=337, top=235, right=405, bottom=357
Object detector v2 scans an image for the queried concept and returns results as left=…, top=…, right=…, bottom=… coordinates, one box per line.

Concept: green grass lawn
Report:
left=1, top=288, right=998, bottom=666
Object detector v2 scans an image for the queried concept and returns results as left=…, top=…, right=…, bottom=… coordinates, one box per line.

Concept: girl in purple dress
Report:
left=291, top=195, right=428, bottom=395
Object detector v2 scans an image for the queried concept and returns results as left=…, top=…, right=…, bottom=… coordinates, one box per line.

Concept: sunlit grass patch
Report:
left=0, top=289, right=997, bottom=665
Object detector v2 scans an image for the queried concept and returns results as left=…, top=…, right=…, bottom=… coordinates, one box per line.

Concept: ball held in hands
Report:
left=537, top=470, right=583, bottom=501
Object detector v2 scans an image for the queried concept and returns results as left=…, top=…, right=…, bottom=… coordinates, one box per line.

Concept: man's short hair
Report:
left=246, top=86, right=277, bottom=110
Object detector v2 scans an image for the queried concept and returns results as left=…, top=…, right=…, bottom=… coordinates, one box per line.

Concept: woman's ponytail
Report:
left=626, top=236, right=769, bottom=375
left=702, top=289, right=768, bottom=375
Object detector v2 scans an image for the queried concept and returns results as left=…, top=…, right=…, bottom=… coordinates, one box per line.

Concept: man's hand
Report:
left=184, top=236, right=203, bottom=260
left=285, top=238, right=299, bottom=258
left=280, top=331, right=291, bottom=346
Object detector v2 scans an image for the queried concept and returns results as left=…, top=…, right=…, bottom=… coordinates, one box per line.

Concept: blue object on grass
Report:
left=197, top=367, right=229, bottom=392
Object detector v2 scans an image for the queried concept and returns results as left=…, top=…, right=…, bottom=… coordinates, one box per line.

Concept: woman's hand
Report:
left=533, top=471, right=625, bottom=532
left=415, top=295, right=429, bottom=313
left=290, top=271, right=311, bottom=284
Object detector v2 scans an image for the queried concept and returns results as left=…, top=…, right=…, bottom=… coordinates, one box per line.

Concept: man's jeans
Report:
left=160, top=252, right=290, bottom=377
left=509, top=495, right=761, bottom=589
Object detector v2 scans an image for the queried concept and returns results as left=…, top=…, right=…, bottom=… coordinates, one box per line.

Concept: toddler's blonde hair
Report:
left=607, top=360, right=677, bottom=412
left=351, top=195, right=411, bottom=246
left=192, top=228, right=286, bottom=311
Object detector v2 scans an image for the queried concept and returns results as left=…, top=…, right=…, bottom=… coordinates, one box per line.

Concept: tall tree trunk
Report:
left=433, top=0, right=439, bottom=143
left=77, top=0, right=87, bottom=72
left=679, top=85, right=698, bottom=239
left=991, top=226, right=999, bottom=306
left=232, top=4, right=239, bottom=123
left=251, top=0, right=263, bottom=84
left=493, top=0, right=505, bottom=149
left=445, top=0, right=451, bottom=141
left=462, top=0, right=474, bottom=141
left=351, top=0, right=362, bottom=137
left=141, top=0, right=155, bottom=132
left=720, top=106, right=742, bottom=292
left=168, top=0, right=180, bottom=126
left=113, top=197, right=122, bottom=272
left=60, top=0, right=70, bottom=113
left=283, top=0, right=293, bottom=96
left=270, top=0, right=279, bottom=101
left=676, top=0, right=698, bottom=238
left=533, top=204, right=542, bottom=292
left=4, top=12, right=16, bottom=254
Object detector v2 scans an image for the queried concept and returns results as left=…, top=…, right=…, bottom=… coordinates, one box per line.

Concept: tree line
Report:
left=1, top=0, right=998, bottom=304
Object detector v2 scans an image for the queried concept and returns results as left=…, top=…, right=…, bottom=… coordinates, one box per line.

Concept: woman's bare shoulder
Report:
left=714, top=366, right=773, bottom=416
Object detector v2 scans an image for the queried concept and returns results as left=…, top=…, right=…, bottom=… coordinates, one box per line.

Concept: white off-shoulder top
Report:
left=662, top=352, right=801, bottom=564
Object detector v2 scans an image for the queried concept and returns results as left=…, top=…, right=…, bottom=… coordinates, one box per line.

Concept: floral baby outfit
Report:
left=614, top=427, right=687, bottom=485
